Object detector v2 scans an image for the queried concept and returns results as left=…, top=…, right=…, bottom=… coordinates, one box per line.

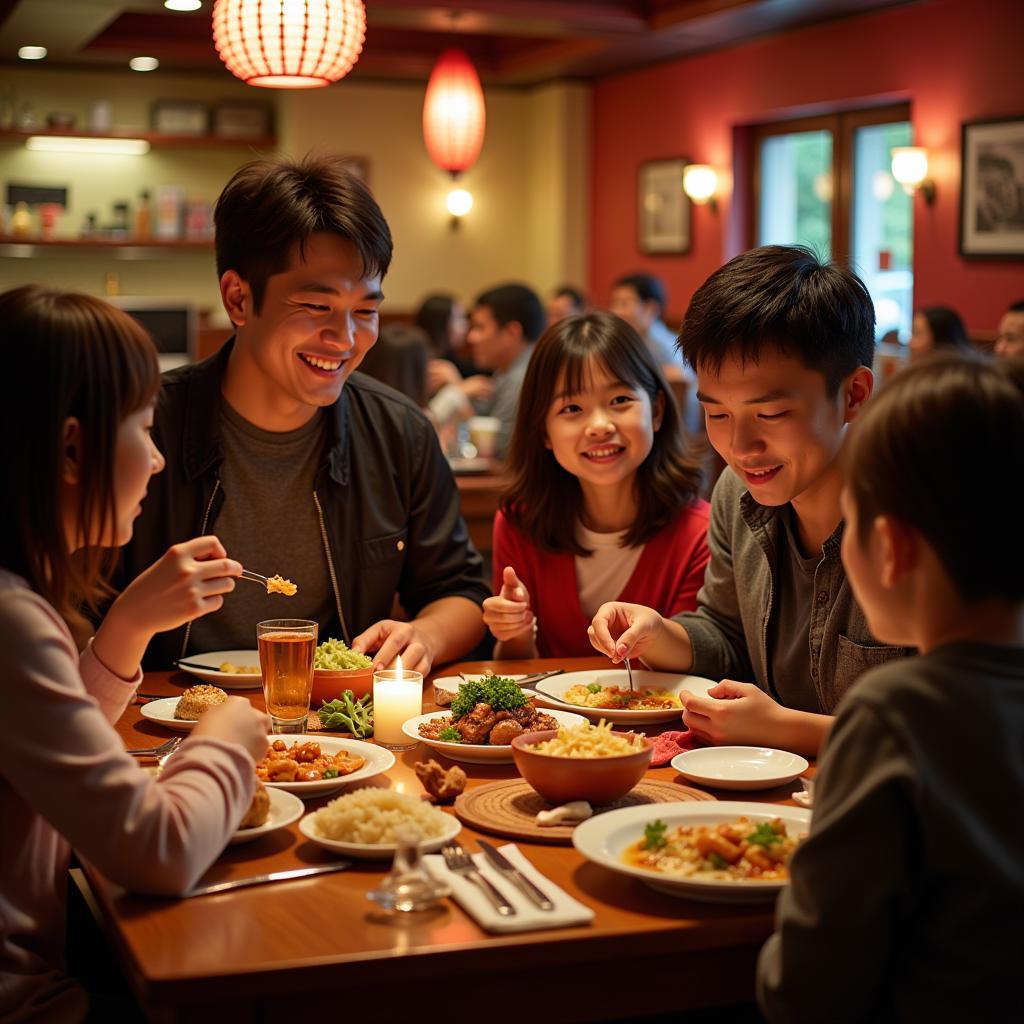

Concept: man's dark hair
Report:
left=614, top=273, right=666, bottom=316
left=846, top=353, right=1024, bottom=603
left=474, top=283, right=545, bottom=343
left=1008, top=299, right=1024, bottom=313
left=679, top=244, right=875, bottom=395
left=553, top=285, right=585, bottom=311
left=214, top=154, right=393, bottom=313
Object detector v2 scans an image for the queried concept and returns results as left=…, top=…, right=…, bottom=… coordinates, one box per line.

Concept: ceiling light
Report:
left=26, top=136, right=150, bottom=155
left=129, top=56, right=160, bottom=72
left=212, top=0, right=366, bottom=89
left=164, top=0, right=202, bottom=10
left=18, top=46, right=47, bottom=60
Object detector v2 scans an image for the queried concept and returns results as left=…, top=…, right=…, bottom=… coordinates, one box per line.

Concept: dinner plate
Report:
left=670, top=746, right=809, bottom=791
left=139, top=696, right=200, bottom=732
left=447, top=456, right=492, bottom=475
left=401, top=708, right=586, bottom=764
left=572, top=801, right=811, bottom=903
left=259, top=734, right=396, bottom=797
left=533, top=669, right=716, bottom=724
left=298, top=809, right=461, bottom=860
left=176, top=650, right=263, bottom=689
left=229, top=787, right=304, bottom=846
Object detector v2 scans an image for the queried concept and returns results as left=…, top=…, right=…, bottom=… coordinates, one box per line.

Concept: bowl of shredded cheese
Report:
left=511, top=719, right=653, bottom=805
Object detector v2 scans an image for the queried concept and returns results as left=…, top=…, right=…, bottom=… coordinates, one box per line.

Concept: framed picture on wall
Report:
left=960, top=115, right=1024, bottom=259
left=638, top=158, right=690, bottom=254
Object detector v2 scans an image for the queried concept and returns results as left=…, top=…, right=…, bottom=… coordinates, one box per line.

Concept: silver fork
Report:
left=441, top=842, right=516, bottom=916
left=126, top=736, right=182, bottom=759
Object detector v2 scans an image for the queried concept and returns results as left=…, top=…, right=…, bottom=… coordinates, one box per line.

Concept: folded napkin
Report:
left=424, top=843, right=594, bottom=934
left=651, top=728, right=706, bottom=766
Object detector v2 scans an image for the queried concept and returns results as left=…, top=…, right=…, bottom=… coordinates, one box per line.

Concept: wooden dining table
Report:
left=84, top=656, right=803, bottom=1023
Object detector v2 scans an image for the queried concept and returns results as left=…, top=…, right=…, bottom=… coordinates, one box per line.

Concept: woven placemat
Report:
left=454, top=778, right=715, bottom=845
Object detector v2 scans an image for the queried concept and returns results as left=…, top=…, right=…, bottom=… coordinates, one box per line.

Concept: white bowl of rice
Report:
left=298, top=787, right=461, bottom=859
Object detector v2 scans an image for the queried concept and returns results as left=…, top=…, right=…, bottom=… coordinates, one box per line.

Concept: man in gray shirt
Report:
left=589, top=245, right=909, bottom=756
left=465, top=283, right=545, bottom=459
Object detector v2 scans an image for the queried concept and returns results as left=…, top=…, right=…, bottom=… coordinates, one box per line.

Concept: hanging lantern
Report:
left=422, top=48, right=486, bottom=175
left=212, top=0, right=366, bottom=89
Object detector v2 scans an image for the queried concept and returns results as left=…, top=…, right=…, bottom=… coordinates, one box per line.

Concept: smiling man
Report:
left=589, top=245, right=910, bottom=755
left=119, top=155, right=488, bottom=672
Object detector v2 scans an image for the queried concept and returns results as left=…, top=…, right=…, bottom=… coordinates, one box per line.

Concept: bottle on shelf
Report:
left=10, top=202, right=32, bottom=238
left=135, top=190, right=151, bottom=240
left=104, top=270, right=120, bottom=297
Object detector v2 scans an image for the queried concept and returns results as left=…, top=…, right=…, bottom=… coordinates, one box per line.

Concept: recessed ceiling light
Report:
left=164, top=0, right=202, bottom=10
left=18, top=46, right=47, bottom=60
left=129, top=56, right=160, bottom=72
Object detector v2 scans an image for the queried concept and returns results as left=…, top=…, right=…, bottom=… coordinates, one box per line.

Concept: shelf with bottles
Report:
left=0, top=127, right=277, bottom=149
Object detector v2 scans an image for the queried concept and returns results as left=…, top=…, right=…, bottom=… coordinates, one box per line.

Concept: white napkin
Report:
left=424, top=843, right=595, bottom=934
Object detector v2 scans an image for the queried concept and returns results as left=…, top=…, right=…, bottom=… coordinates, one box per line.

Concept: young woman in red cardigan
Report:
left=483, top=310, right=709, bottom=657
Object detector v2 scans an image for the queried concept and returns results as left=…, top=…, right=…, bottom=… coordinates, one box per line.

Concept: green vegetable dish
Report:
left=448, top=674, right=528, bottom=718
left=314, top=638, right=373, bottom=671
left=318, top=690, right=374, bottom=739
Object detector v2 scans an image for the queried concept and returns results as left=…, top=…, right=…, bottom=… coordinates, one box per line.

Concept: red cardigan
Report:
left=491, top=502, right=711, bottom=658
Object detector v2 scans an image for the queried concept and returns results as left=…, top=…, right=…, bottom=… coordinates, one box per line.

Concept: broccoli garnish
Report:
left=586, top=682, right=602, bottom=693
left=438, top=726, right=462, bottom=743
left=642, top=819, right=668, bottom=850
left=449, top=674, right=527, bottom=717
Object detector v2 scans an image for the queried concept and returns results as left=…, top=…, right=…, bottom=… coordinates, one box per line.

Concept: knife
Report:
left=182, top=862, right=351, bottom=898
left=476, top=840, right=555, bottom=911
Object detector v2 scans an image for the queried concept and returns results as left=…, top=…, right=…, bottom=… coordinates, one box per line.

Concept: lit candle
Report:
left=373, top=654, right=424, bottom=750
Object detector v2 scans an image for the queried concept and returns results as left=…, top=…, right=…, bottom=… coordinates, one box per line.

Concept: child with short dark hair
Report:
left=758, top=353, right=1024, bottom=1021
left=590, top=245, right=909, bottom=755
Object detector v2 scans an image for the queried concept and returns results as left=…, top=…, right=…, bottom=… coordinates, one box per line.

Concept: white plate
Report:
left=139, top=696, right=200, bottom=732
left=431, top=673, right=528, bottom=705
left=259, top=735, right=396, bottom=797
left=447, top=456, right=492, bottom=475
left=670, top=746, right=809, bottom=791
left=176, top=650, right=263, bottom=689
left=229, top=787, right=304, bottom=846
left=298, top=808, right=461, bottom=860
left=533, top=669, right=715, bottom=723
left=401, top=708, right=587, bottom=764
left=572, top=801, right=811, bottom=903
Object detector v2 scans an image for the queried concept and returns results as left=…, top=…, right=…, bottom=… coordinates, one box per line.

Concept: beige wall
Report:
left=0, top=65, right=589, bottom=319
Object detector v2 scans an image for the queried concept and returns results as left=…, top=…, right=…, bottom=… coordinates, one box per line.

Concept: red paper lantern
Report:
left=422, top=48, right=486, bottom=175
left=212, top=0, right=366, bottom=89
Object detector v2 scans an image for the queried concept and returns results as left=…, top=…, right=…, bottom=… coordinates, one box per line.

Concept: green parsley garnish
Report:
left=449, top=674, right=528, bottom=718
left=321, top=768, right=339, bottom=779
left=438, top=726, right=463, bottom=743
left=707, top=852, right=727, bottom=870
left=746, top=822, right=783, bottom=848
left=586, top=682, right=602, bottom=693
left=642, top=819, right=668, bottom=850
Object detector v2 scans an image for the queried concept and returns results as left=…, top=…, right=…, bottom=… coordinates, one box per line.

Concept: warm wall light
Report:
left=18, top=46, right=47, bottom=60
left=165, top=0, right=202, bottom=10
left=212, top=0, right=366, bottom=88
left=423, top=48, right=486, bottom=175
left=129, top=56, right=160, bottom=72
left=446, top=186, right=473, bottom=229
left=891, top=146, right=934, bottom=203
left=683, top=163, right=718, bottom=211
left=26, top=136, right=151, bottom=155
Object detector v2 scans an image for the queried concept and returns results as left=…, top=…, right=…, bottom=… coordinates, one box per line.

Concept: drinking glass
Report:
left=257, top=619, right=317, bottom=733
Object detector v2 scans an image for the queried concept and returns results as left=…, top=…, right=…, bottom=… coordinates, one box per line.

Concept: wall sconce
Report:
left=683, top=164, right=718, bottom=211
left=446, top=186, right=473, bottom=230
left=891, top=147, right=935, bottom=204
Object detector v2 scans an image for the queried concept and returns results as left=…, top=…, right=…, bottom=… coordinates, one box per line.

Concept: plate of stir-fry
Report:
left=572, top=801, right=811, bottom=902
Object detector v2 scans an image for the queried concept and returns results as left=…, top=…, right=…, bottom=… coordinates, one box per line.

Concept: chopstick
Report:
left=239, top=569, right=270, bottom=586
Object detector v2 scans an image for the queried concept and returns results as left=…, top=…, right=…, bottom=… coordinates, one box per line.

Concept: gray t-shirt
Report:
left=188, top=402, right=335, bottom=653
left=766, top=506, right=829, bottom=713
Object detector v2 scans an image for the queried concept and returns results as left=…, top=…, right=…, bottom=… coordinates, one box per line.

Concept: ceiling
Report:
left=0, top=0, right=915, bottom=86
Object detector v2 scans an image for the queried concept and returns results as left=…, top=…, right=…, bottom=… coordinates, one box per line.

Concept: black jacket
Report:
left=117, top=341, right=488, bottom=668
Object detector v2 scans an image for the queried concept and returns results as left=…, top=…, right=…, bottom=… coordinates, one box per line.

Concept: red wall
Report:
left=589, top=0, right=1024, bottom=332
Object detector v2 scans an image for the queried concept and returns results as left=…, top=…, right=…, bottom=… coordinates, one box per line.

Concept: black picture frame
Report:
left=959, top=115, right=1024, bottom=259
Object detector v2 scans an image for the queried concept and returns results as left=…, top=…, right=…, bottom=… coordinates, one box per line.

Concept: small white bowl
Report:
left=298, top=809, right=461, bottom=860
left=670, top=746, right=809, bottom=791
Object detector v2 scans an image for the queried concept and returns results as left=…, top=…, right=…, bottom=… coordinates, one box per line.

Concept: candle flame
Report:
left=395, top=654, right=404, bottom=680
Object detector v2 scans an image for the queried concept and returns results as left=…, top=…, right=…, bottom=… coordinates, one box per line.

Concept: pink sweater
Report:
left=492, top=502, right=711, bottom=658
left=0, top=570, right=256, bottom=1022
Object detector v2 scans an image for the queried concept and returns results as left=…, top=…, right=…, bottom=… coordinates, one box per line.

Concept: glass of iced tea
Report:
left=256, top=619, right=318, bottom=733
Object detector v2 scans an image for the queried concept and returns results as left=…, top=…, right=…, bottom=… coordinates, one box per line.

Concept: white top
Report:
left=574, top=523, right=645, bottom=619
left=0, top=569, right=256, bottom=1021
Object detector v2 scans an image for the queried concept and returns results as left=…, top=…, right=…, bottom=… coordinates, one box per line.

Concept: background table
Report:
left=83, top=657, right=800, bottom=1023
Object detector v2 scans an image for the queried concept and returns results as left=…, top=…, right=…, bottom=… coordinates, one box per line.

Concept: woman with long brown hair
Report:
left=483, top=311, right=710, bottom=657
left=0, top=286, right=268, bottom=1021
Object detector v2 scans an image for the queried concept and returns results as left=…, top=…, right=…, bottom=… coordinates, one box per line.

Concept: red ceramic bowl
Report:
left=310, top=665, right=373, bottom=707
left=511, top=729, right=653, bottom=805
